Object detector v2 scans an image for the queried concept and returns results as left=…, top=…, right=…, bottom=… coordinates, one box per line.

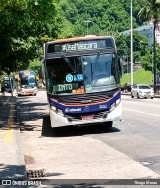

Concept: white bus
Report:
left=42, top=35, right=122, bottom=128
left=15, top=70, right=37, bottom=96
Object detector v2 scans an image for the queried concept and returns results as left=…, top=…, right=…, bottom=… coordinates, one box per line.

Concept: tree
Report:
left=0, top=0, right=60, bottom=74
left=138, top=0, right=160, bottom=86
left=116, top=31, right=149, bottom=63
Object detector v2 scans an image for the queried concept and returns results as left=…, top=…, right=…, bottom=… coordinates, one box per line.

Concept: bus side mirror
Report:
left=118, top=57, right=122, bottom=76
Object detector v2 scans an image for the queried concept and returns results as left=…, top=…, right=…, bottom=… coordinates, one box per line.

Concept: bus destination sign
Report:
left=62, top=42, right=98, bottom=51
left=47, top=39, right=113, bottom=53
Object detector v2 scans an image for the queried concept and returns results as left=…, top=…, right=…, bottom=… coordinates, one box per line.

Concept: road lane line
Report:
left=4, top=128, right=13, bottom=142
left=4, top=105, right=14, bottom=142
left=123, top=108, right=160, bottom=117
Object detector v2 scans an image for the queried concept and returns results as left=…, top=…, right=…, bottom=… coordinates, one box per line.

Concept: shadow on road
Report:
left=17, top=99, right=48, bottom=131
left=0, top=163, right=26, bottom=179
left=41, top=115, right=120, bottom=137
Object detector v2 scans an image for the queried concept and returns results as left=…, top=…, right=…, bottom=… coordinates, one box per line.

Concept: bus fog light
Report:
left=57, top=109, right=64, bottom=116
left=116, top=98, right=121, bottom=106
left=110, top=103, right=116, bottom=111
left=67, top=117, right=72, bottom=121
left=103, top=114, right=108, bottom=118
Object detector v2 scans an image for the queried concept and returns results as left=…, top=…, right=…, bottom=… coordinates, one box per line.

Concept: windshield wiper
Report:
left=61, top=54, right=77, bottom=73
left=92, top=51, right=101, bottom=73
left=91, top=52, right=100, bottom=86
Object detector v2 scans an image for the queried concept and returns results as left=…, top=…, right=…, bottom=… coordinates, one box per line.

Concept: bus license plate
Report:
left=81, top=115, right=93, bottom=120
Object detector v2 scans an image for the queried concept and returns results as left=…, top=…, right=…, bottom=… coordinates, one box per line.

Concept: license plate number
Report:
left=81, top=115, right=94, bottom=120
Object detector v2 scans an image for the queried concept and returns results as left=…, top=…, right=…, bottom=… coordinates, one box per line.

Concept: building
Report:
left=121, top=22, right=160, bottom=47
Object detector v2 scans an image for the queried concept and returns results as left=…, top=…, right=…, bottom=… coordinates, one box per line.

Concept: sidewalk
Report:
left=0, top=92, right=27, bottom=180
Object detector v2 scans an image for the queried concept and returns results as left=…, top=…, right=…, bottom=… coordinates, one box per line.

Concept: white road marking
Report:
left=123, top=108, right=160, bottom=117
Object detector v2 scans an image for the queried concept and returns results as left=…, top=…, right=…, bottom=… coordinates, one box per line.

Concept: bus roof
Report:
left=47, top=35, right=114, bottom=44
left=19, top=70, right=35, bottom=75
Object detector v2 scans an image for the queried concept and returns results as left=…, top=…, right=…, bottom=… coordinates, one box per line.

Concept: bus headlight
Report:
left=50, top=105, right=64, bottom=116
left=50, top=105, right=56, bottom=111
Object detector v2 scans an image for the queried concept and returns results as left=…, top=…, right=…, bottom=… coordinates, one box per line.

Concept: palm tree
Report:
left=138, top=0, right=160, bottom=88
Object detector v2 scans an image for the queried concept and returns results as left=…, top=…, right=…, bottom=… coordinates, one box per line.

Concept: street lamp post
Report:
left=153, top=0, right=160, bottom=90
left=84, top=20, right=91, bottom=35
left=130, top=0, right=134, bottom=86
left=153, top=21, right=157, bottom=88
left=34, top=0, right=38, bottom=5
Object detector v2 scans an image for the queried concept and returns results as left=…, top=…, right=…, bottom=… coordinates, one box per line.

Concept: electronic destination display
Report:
left=47, top=39, right=113, bottom=53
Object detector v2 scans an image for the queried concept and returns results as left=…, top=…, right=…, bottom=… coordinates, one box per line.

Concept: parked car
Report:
left=131, top=84, right=154, bottom=99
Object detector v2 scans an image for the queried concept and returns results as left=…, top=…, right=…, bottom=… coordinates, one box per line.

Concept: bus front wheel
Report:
left=103, top=121, right=113, bottom=128
left=107, top=121, right=113, bottom=127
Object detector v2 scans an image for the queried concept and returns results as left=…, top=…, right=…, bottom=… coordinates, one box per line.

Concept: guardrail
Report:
left=152, top=85, right=160, bottom=95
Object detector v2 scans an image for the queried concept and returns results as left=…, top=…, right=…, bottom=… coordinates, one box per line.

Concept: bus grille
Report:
left=58, top=93, right=111, bottom=105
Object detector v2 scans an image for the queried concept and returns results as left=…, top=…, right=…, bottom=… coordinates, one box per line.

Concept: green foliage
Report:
left=0, top=0, right=160, bottom=75
left=0, top=72, right=8, bottom=85
left=156, top=47, right=160, bottom=72
left=138, top=0, right=160, bottom=74
left=28, top=59, right=41, bottom=75
left=121, top=69, right=153, bottom=85
left=57, top=0, right=142, bottom=37
left=138, top=0, right=160, bottom=22
left=116, top=31, right=149, bottom=62
left=140, top=52, right=152, bottom=71
left=0, top=0, right=59, bottom=74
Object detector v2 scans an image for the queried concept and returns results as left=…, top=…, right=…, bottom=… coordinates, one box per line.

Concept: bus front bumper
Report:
left=18, top=89, right=37, bottom=96
left=49, top=103, right=122, bottom=128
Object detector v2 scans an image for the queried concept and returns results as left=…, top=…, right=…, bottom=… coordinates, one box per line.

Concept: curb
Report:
left=0, top=94, right=27, bottom=180
left=14, top=95, right=27, bottom=180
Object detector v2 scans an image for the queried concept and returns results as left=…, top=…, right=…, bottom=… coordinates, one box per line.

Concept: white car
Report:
left=131, top=84, right=154, bottom=99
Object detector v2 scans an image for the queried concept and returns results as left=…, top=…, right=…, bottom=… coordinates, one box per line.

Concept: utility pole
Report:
left=10, top=73, right=13, bottom=97
left=84, top=20, right=91, bottom=35
left=130, top=0, right=134, bottom=86
left=153, top=21, right=157, bottom=88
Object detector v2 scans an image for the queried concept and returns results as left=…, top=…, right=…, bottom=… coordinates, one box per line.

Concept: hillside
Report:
left=121, top=69, right=153, bottom=86
left=58, top=0, right=143, bottom=38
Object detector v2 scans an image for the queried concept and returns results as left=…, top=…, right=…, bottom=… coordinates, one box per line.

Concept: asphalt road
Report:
left=17, top=91, right=160, bottom=185
left=89, top=95, right=160, bottom=174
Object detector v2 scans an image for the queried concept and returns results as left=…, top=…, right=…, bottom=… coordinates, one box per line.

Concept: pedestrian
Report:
left=1, top=85, right=5, bottom=96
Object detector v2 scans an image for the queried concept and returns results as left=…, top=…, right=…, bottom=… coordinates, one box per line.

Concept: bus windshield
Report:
left=46, top=54, right=119, bottom=95
left=20, top=75, right=36, bottom=87
left=4, top=79, right=11, bottom=89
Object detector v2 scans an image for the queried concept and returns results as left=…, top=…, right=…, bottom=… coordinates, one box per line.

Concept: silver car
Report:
left=131, top=84, right=154, bottom=99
